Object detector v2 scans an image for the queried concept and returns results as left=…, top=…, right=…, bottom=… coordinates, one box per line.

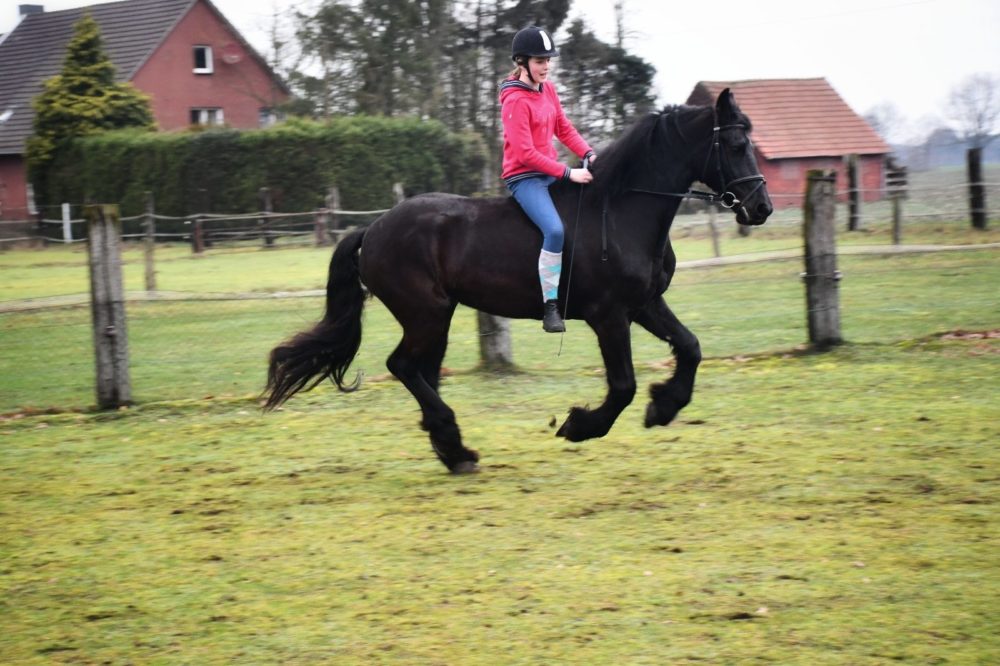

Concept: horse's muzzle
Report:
left=736, top=199, right=773, bottom=226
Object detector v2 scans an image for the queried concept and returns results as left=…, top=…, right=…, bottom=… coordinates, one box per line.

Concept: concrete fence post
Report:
left=61, top=203, right=73, bottom=243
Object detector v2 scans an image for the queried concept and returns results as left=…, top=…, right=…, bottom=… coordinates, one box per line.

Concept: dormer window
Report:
left=193, top=45, right=213, bottom=74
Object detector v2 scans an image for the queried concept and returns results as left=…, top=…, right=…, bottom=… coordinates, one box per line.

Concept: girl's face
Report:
left=526, top=56, right=551, bottom=83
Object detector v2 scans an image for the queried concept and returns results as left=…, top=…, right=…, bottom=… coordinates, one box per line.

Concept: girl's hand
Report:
left=569, top=168, right=593, bottom=184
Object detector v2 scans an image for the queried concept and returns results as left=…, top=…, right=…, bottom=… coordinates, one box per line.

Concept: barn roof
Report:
left=0, top=0, right=285, bottom=156
left=687, top=78, right=890, bottom=159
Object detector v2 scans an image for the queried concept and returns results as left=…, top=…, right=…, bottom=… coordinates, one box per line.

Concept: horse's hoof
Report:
left=644, top=402, right=662, bottom=427
left=645, top=400, right=679, bottom=428
left=556, top=420, right=580, bottom=441
left=450, top=461, right=480, bottom=475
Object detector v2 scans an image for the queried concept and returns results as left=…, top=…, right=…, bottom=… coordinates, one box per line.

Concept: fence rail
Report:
left=1, top=182, right=402, bottom=248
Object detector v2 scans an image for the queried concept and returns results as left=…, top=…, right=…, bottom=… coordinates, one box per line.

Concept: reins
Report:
left=558, top=155, right=591, bottom=356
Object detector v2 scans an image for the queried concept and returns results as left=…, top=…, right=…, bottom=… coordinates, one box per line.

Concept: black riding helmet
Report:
left=511, top=26, right=559, bottom=62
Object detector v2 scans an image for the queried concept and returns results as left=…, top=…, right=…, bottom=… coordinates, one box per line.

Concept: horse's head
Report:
left=701, top=89, right=773, bottom=226
left=589, top=92, right=773, bottom=225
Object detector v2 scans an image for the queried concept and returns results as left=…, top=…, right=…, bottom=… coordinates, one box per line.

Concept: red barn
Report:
left=687, top=79, right=890, bottom=208
left=0, top=0, right=289, bottom=220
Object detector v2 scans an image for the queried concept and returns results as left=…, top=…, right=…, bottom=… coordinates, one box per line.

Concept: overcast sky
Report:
left=3, top=0, right=998, bottom=140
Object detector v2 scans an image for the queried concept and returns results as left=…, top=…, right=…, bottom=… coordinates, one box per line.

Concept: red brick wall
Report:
left=131, top=0, right=287, bottom=131
left=0, top=156, right=29, bottom=221
left=759, top=152, right=885, bottom=208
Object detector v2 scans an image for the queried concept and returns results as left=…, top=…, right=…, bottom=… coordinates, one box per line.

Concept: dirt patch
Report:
left=939, top=329, right=1000, bottom=340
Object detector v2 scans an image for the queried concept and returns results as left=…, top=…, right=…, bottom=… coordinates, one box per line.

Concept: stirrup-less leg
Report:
left=539, top=250, right=565, bottom=332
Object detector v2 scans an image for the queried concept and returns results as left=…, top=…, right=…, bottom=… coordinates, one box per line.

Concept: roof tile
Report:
left=0, top=0, right=194, bottom=154
left=687, top=78, right=890, bottom=159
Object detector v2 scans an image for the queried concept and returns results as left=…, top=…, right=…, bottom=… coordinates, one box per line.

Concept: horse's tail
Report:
left=262, top=228, right=368, bottom=411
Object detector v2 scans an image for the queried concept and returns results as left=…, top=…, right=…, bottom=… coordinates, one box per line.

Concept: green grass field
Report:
left=1, top=229, right=998, bottom=663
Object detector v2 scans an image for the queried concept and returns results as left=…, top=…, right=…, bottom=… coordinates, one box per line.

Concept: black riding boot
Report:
left=542, top=300, right=565, bottom=333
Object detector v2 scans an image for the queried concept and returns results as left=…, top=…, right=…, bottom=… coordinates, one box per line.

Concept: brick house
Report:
left=0, top=0, right=289, bottom=220
left=687, top=79, right=890, bottom=208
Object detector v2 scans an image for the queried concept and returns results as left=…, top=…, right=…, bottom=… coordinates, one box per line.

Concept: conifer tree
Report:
left=26, top=13, right=155, bottom=178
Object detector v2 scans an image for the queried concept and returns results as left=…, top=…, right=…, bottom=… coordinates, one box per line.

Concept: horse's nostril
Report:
left=757, top=202, right=773, bottom=217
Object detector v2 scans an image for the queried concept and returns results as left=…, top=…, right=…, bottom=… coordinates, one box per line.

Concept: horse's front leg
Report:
left=557, top=311, right=636, bottom=442
left=634, top=296, right=701, bottom=428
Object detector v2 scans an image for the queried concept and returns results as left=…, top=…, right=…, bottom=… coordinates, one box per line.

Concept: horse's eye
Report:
left=730, top=140, right=748, bottom=153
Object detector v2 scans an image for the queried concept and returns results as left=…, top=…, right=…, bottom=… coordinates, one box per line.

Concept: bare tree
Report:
left=946, top=73, right=1000, bottom=149
left=947, top=73, right=998, bottom=230
left=863, top=101, right=905, bottom=145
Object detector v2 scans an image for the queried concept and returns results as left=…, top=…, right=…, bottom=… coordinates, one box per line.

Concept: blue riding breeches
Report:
left=508, top=176, right=564, bottom=253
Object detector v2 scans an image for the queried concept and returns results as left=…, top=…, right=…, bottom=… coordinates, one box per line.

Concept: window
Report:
left=258, top=108, right=285, bottom=128
left=193, top=45, right=213, bottom=74
left=190, top=108, right=224, bottom=126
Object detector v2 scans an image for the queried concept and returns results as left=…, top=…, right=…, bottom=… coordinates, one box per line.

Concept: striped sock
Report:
left=538, top=249, right=562, bottom=302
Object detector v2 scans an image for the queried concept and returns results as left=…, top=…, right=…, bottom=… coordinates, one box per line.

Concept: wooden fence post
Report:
left=802, top=170, right=842, bottom=349
left=968, top=147, right=987, bottom=230
left=260, top=187, right=274, bottom=247
left=314, top=208, right=331, bottom=246
left=393, top=182, right=405, bottom=205
left=327, top=186, right=341, bottom=241
left=475, top=172, right=512, bottom=368
left=846, top=154, right=861, bottom=231
left=891, top=194, right=903, bottom=245
left=886, top=162, right=908, bottom=245
left=85, top=204, right=131, bottom=409
left=144, top=191, right=157, bottom=291
left=191, top=216, right=205, bottom=254
left=708, top=205, right=722, bottom=258
left=477, top=311, right=514, bottom=371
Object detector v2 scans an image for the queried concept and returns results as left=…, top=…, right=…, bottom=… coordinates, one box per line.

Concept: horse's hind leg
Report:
left=634, top=296, right=702, bottom=428
left=386, top=309, right=478, bottom=473
left=419, top=333, right=449, bottom=392
left=556, top=311, right=636, bottom=441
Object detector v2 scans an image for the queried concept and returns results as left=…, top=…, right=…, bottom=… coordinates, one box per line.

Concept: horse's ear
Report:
left=716, top=87, right=735, bottom=116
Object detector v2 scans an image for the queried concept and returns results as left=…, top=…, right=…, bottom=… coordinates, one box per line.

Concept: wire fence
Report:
left=672, top=181, right=1000, bottom=235
left=3, top=164, right=998, bottom=414
left=1, top=247, right=996, bottom=413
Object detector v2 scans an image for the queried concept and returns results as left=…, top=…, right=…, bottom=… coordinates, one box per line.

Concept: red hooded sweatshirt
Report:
left=500, top=78, right=593, bottom=186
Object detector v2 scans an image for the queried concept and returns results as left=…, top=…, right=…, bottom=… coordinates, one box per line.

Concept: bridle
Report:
left=629, top=109, right=767, bottom=211
left=700, top=116, right=767, bottom=209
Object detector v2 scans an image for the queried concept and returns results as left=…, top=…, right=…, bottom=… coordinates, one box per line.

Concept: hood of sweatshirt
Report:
left=499, top=78, right=543, bottom=104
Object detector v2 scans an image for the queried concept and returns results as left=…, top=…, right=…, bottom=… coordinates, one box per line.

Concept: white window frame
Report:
left=190, top=108, right=224, bottom=126
left=193, top=45, right=214, bottom=74
left=258, top=108, right=284, bottom=128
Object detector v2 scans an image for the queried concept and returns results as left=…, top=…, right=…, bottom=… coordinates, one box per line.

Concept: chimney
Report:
left=19, top=5, right=44, bottom=19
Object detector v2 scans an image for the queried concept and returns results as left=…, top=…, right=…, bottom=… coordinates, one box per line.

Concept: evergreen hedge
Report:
left=41, top=116, right=488, bottom=217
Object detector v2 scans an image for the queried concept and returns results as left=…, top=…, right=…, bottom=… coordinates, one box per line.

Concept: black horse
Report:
left=264, top=89, right=772, bottom=473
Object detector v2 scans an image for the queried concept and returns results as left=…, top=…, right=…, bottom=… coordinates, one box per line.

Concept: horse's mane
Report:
left=589, top=103, right=740, bottom=201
